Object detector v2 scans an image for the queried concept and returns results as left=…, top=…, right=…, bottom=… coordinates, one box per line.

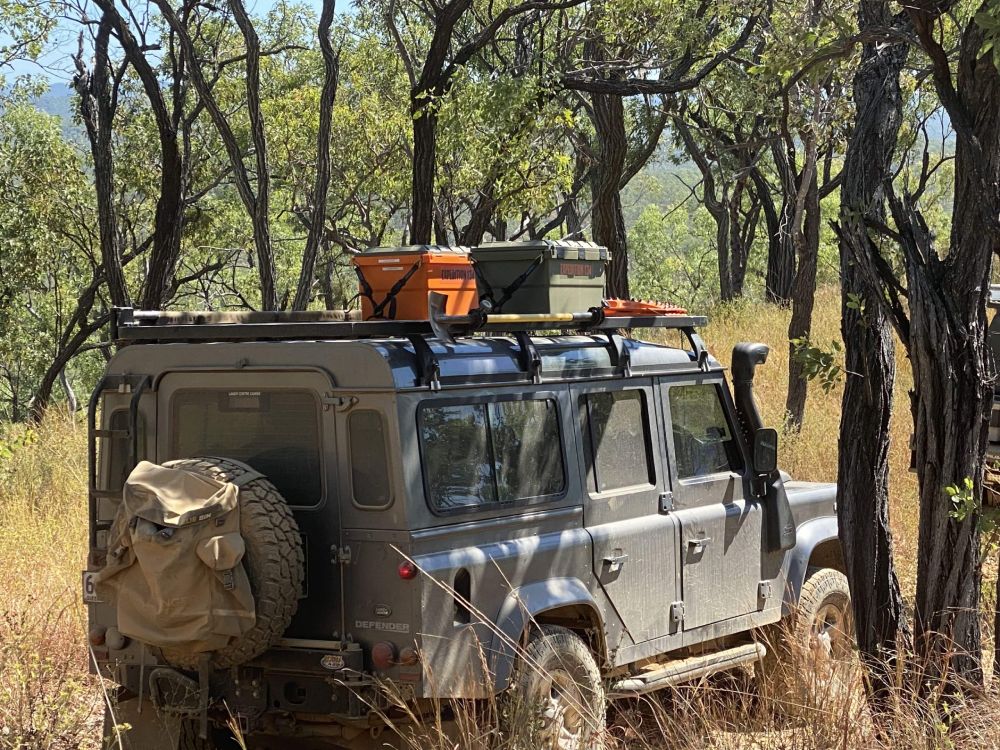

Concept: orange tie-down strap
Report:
left=603, top=298, right=688, bottom=316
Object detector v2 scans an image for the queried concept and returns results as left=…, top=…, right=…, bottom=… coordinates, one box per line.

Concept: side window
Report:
left=348, top=410, right=392, bottom=508
left=420, top=404, right=494, bottom=510
left=490, top=400, right=564, bottom=501
left=420, top=399, right=564, bottom=511
left=668, top=384, right=743, bottom=480
left=585, top=390, right=654, bottom=493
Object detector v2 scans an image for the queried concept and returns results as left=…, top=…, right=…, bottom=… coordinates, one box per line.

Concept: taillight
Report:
left=88, top=625, right=107, bottom=646
left=371, top=641, right=397, bottom=670
left=398, top=561, right=418, bottom=580
left=398, top=646, right=420, bottom=666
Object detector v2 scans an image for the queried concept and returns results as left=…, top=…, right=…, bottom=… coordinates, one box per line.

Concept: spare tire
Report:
left=159, top=456, right=305, bottom=669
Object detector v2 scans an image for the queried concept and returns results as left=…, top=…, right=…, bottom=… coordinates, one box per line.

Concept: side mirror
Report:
left=753, top=427, right=778, bottom=474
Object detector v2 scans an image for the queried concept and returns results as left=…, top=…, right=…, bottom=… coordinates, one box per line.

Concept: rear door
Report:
left=157, top=370, right=340, bottom=640
left=658, top=377, right=780, bottom=630
left=578, top=382, right=680, bottom=646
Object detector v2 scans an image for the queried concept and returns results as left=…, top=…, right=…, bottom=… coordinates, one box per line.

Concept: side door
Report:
left=156, top=370, right=340, bottom=640
left=659, top=376, right=781, bottom=631
left=578, top=382, right=680, bottom=647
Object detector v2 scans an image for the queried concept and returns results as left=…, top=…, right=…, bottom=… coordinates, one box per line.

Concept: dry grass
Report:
left=1, top=286, right=998, bottom=749
left=698, top=287, right=921, bottom=595
left=0, top=412, right=102, bottom=749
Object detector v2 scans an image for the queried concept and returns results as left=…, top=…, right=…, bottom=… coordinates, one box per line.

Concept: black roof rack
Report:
left=111, top=306, right=709, bottom=343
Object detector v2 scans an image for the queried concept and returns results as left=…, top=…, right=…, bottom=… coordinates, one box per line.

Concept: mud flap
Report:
left=104, top=696, right=182, bottom=750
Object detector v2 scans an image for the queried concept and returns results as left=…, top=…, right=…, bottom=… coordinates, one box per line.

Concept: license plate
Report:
left=82, top=571, right=101, bottom=603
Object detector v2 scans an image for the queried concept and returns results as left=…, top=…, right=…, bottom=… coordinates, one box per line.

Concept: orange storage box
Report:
left=352, top=245, right=477, bottom=320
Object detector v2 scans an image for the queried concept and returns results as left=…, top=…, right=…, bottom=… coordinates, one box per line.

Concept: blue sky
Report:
left=7, top=0, right=332, bottom=83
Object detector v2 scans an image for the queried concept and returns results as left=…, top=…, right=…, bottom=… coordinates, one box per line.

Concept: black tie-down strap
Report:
left=354, top=259, right=423, bottom=320
left=473, top=253, right=544, bottom=313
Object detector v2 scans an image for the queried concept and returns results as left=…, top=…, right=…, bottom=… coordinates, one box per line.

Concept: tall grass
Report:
left=0, top=412, right=101, bottom=749
left=0, top=287, right=997, bottom=749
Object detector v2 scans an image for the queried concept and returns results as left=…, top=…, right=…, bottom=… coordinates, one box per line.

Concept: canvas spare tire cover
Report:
left=96, top=456, right=304, bottom=668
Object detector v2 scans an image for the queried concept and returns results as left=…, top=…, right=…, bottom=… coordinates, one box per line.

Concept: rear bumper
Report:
left=97, top=645, right=410, bottom=740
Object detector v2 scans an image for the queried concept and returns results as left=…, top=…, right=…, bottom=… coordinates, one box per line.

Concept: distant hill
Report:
left=35, top=83, right=75, bottom=120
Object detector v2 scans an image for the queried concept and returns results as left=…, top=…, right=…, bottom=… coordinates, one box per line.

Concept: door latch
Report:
left=687, top=536, right=712, bottom=552
left=602, top=551, right=629, bottom=573
left=330, top=544, right=352, bottom=565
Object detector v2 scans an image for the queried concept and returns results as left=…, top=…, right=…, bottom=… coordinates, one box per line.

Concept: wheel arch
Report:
left=488, top=577, right=607, bottom=692
left=782, top=515, right=842, bottom=616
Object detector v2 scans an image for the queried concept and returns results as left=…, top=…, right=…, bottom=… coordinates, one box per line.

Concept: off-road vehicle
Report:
left=84, top=268, right=849, bottom=749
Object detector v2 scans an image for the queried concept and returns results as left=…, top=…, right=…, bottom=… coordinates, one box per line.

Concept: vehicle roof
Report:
left=107, top=335, right=722, bottom=392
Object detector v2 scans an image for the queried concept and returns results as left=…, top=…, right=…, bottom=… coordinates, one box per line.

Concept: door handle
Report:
left=688, top=537, right=712, bottom=552
left=602, top=552, right=629, bottom=572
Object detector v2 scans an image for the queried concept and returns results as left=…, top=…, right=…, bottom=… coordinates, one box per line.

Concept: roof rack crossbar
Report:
left=405, top=334, right=441, bottom=391
left=111, top=307, right=709, bottom=343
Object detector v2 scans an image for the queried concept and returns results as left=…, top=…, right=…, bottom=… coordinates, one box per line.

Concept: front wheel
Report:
left=759, top=566, right=856, bottom=713
left=503, top=625, right=606, bottom=749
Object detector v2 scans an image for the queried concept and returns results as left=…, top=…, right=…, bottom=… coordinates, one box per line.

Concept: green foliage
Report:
left=789, top=337, right=843, bottom=393
left=946, top=477, right=977, bottom=521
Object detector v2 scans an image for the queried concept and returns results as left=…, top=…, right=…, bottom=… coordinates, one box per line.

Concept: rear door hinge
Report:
left=330, top=544, right=352, bottom=565
left=659, top=491, right=674, bottom=513
left=757, top=580, right=773, bottom=609
left=669, top=601, right=684, bottom=626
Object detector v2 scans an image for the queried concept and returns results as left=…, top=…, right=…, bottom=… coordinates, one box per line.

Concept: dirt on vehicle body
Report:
left=84, top=292, right=848, bottom=749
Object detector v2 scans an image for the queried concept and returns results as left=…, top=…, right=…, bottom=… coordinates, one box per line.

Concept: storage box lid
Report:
left=472, top=240, right=609, bottom=262
left=353, top=245, right=471, bottom=264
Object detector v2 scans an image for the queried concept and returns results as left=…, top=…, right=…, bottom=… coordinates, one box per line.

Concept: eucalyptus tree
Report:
left=833, top=0, right=911, bottom=711
left=558, top=0, right=764, bottom=298
left=838, top=0, right=1000, bottom=691
left=373, top=0, right=587, bottom=245
left=0, top=105, right=94, bottom=421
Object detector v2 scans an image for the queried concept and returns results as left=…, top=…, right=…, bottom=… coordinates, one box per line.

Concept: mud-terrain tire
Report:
left=759, top=566, right=855, bottom=713
left=178, top=720, right=245, bottom=750
left=503, top=625, right=605, bottom=750
left=159, top=456, right=305, bottom=669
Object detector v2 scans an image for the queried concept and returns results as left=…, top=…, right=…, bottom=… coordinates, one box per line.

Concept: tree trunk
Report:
left=293, top=0, right=339, bottom=311
left=74, top=16, right=129, bottom=309
left=30, top=312, right=109, bottom=422
left=750, top=167, right=789, bottom=305
left=727, top=177, right=752, bottom=298
left=896, top=5, right=1000, bottom=690
left=589, top=87, right=629, bottom=299
left=906, top=266, right=989, bottom=687
left=91, top=0, right=188, bottom=310
left=713, top=199, right=732, bottom=302
left=835, top=0, right=911, bottom=712
left=411, top=105, right=437, bottom=245
left=230, top=0, right=277, bottom=309
left=785, top=169, right=820, bottom=430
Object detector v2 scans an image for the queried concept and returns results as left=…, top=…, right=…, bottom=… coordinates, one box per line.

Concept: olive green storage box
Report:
left=470, top=240, right=610, bottom=314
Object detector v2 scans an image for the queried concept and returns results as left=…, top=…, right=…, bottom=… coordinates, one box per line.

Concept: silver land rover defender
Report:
left=84, top=296, right=849, bottom=750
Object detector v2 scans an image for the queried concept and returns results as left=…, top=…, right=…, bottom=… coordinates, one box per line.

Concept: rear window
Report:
left=170, top=389, right=322, bottom=506
left=419, top=399, right=564, bottom=511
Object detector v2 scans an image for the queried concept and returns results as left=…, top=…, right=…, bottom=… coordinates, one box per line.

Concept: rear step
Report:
left=609, top=642, right=765, bottom=697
